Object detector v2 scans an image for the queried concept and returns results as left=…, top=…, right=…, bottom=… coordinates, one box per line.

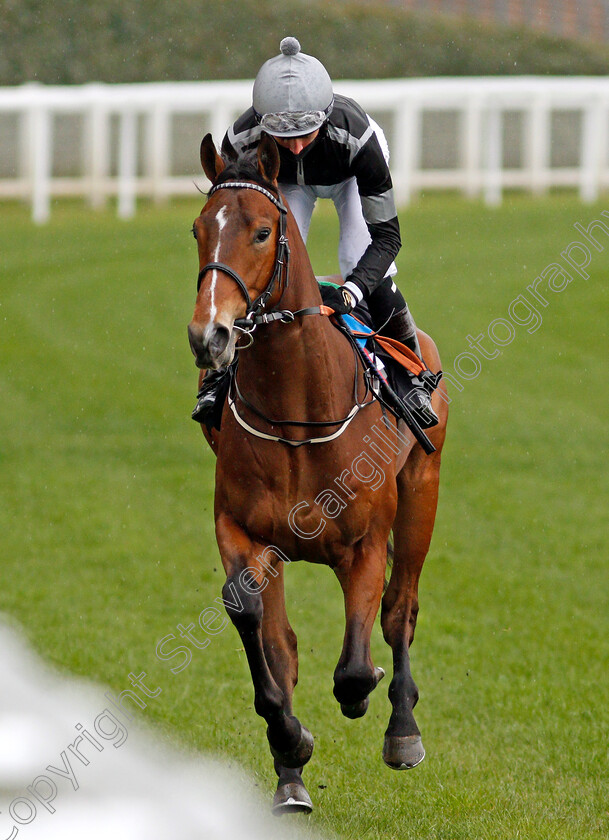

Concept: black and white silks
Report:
left=222, top=95, right=402, bottom=303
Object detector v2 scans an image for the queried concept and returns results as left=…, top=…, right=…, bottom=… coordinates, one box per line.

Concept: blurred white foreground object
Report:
left=0, top=619, right=316, bottom=840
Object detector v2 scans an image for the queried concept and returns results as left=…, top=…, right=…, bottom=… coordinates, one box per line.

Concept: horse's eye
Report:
left=255, top=228, right=271, bottom=243
left=191, top=225, right=197, bottom=239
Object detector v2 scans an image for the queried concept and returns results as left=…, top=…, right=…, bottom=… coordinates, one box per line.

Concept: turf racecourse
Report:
left=1, top=193, right=608, bottom=839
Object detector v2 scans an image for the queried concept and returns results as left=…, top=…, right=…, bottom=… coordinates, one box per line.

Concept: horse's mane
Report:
left=213, top=152, right=278, bottom=196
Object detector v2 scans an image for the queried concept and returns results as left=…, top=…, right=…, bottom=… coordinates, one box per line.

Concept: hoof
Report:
left=340, top=697, right=369, bottom=719
left=269, top=725, right=314, bottom=769
left=338, top=666, right=385, bottom=719
left=272, top=782, right=313, bottom=816
left=383, top=734, right=425, bottom=770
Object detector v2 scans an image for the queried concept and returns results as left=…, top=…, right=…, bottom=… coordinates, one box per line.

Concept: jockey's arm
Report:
left=220, top=115, right=402, bottom=308
left=341, top=134, right=402, bottom=306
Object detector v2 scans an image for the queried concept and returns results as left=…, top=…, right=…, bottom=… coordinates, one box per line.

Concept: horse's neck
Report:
left=236, top=214, right=354, bottom=422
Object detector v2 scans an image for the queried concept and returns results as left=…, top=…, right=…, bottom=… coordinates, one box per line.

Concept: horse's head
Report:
left=187, top=133, right=285, bottom=369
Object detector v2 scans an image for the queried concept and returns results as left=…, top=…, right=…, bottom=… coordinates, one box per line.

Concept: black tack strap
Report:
left=233, top=305, right=327, bottom=329
left=197, top=262, right=254, bottom=313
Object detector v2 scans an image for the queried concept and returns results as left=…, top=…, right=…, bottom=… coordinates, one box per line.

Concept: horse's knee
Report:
left=381, top=595, right=419, bottom=648
left=222, top=575, right=263, bottom=632
left=407, top=600, right=419, bottom=644
left=263, top=624, right=299, bottom=698
left=381, top=598, right=400, bottom=645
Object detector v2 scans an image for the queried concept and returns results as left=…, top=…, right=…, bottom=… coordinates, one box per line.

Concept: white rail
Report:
left=1, top=77, right=609, bottom=221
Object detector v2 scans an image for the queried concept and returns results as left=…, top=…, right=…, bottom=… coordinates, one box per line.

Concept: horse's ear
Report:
left=200, top=133, right=226, bottom=183
left=257, top=132, right=280, bottom=184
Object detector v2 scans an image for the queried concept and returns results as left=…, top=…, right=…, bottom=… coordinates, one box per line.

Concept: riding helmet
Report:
left=253, top=37, right=334, bottom=137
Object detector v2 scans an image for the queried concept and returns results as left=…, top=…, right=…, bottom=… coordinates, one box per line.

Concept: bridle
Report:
left=196, top=180, right=291, bottom=329
left=192, top=177, right=378, bottom=445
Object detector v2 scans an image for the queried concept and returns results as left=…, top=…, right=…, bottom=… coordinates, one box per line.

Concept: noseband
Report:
left=196, top=181, right=290, bottom=322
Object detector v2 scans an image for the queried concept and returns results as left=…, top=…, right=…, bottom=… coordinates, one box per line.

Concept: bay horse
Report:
left=187, top=132, right=448, bottom=814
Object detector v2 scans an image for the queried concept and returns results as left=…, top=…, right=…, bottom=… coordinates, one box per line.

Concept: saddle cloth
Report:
left=336, top=310, right=443, bottom=433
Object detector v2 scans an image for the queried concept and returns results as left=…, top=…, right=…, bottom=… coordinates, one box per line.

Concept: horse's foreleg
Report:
left=216, top=513, right=314, bottom=770
left=333, top=539, right=388, bottom=718
left=381, top=443, right=443, bottom=770
left=261, top=564, right=313, bottom=814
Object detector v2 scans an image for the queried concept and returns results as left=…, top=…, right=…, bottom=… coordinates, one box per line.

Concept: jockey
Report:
left=193, top=37, right=436, bottom=428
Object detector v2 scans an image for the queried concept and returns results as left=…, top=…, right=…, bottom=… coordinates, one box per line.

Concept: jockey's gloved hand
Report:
left=320, top=284, right=357, bottom=315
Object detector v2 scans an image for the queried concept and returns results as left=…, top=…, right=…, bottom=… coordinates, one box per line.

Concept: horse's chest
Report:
left=217, top=457, right=394, bottom=564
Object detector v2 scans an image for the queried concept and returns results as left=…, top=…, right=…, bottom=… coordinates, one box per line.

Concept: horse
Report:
left=187, top=132, right=448, bottom=814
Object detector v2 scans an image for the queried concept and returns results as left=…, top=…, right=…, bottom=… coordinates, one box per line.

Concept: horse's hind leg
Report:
left=216, top=514, right=314, bottom=771
left=261, top=563, right=313, bottom=815
left=333, top=537, right=388, bottom=718
left=381, top=437, right=443, bottom=769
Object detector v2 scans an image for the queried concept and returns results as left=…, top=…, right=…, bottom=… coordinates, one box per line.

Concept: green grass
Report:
left=1, top=194, right=608, bottom=839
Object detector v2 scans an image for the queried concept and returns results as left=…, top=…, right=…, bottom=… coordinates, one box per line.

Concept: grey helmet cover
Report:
left=253, top=37, right=334, bottom=137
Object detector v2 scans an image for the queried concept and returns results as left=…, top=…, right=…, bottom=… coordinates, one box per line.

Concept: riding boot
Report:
left=191, top=365, right=231, bottom=429
left=384, top=304, right=422, bottom=359
left=383, top=305, right=438, bottom=427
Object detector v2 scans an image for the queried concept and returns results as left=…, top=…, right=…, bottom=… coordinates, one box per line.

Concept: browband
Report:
left=208, top=181, right=287, bottom=215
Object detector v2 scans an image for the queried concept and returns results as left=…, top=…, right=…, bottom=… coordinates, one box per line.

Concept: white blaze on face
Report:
left=209, top=206, right=228, bottom=321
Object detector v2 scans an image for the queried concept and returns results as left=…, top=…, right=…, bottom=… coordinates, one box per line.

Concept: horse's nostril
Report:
left=209, top=325, right=230, bottom=358
left=188, top=323, right=202, bottom=357
left=188, top=321, right=231, bottom=367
